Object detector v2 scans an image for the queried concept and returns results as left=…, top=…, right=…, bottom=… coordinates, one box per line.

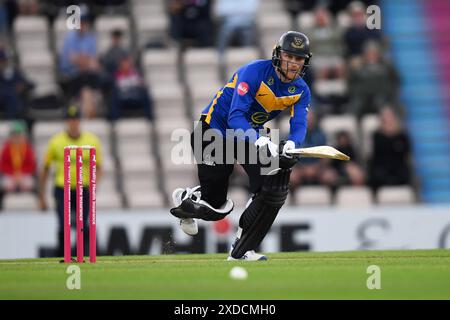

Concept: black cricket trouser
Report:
left=190, top=118, right=266, bottom=209
left=54, top=186, right=90, bottom=257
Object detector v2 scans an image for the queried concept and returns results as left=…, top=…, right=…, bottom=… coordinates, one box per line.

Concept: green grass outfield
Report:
left=1, top=249, right=450, bottom=300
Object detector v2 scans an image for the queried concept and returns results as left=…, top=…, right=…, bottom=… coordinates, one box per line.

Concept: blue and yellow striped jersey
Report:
left=201, top=59, right=310, bottom=147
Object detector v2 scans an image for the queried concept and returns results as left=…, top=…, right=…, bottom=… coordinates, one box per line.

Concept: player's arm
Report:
left=282, top=87, right=311, bottom=156
left=289, top=88, right=310, bottom=146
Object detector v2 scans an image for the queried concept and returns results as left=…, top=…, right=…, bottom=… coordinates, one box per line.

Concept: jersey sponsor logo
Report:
left=251, top=112, right=270, bottom=124
left=237, top=82, right=249, bottom=96
left=267, top=76, right=274, bottom=86
left=288, top=86, right=296, bottom=93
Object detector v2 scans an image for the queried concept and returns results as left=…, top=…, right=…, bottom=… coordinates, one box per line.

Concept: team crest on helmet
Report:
left=291, top=37, right=304, bottom=49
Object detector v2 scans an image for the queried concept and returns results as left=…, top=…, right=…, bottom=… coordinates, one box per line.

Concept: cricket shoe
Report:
left=172, top=187, right=200, bottom=236
left=227, top=250, right=268, bottom=261
left=179, top=218, right=198, bottom=236
left=227, top=235, right=268, bottom=261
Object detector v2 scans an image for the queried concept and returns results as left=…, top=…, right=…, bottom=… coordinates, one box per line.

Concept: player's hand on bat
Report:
left=254, top=136, right=279, bottom=157
left=281, top=140, right=296, bottom=158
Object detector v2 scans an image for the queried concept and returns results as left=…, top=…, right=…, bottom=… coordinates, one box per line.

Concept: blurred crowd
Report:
left=0, top=0, right=416, bottom=209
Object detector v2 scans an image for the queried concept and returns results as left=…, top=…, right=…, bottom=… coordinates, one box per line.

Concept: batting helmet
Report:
left=272, top=31, right=312, bottom=79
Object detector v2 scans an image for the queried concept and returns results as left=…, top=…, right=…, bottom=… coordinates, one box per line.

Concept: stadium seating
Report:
left=258, top=0, right=285, bottom=14
left=115, top=119, right=164, bottom=208
left=135, top=14, right=169, bottom=49
left=13, top=16, right=50, bottom=53
left=360, top=114, right=380, bottom=162
left=154, top=118, right=197, bottom=201
left=257, top=0, right=292, bottom=58
left=335, top=186, right=373, bottom=206
left=2, top=193, right=38, bottom=211
left=52, top=15, right=67, bottom=52
left=0, top=121, right=13, bottom=147
left=94, top=15, right=131, bottom=54
left=223, top=48, right=260, bottom=80
left=294, top=186, right=333, bottom=206
left=142, top=49, right=180, bottom=86
left=131, top=0, right=168, bottom=48
left=190, top=82, right=222, bottom=118
left=376, top=186, right=416, bottom=205
left=313, top=79, right=348, bottom=99
left=296, top=11, right=315, bottom=30
left=151, top=83, right=188, bottom=121
left=96, top=173, right=122, bottom=209
left=320, top=114, right=358, bottom=147
left=336, top=10, right=351, bottom=28
left=184, top=48, right=221, bottom=84
left=19, top=51, right=57, bottom=97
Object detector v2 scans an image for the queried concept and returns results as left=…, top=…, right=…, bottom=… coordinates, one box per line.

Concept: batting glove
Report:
left=254, top=136, right=279, bottom=157
left=281, top=140, right=296, bottom=158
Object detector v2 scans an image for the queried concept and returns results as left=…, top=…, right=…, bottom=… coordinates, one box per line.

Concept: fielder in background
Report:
left=170, top=31, right=312, bottom=261
left=39, top=106, right=102, bottom=258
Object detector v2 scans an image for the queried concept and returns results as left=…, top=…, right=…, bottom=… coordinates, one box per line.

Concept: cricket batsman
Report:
left=170, top=31, right=312, bottom=261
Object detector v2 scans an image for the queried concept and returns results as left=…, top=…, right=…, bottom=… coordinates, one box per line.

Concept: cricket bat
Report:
left=285, top=146, right=350, bottom=161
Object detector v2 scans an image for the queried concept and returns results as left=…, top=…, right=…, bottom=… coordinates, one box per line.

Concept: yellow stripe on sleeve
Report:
left=205, top=74, right=238, bottom=124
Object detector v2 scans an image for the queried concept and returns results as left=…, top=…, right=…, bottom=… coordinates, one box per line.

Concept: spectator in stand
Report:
left=289, top=110, right=337, bottom=190
left=302, top=5, right=346, bottom=114
left=282, top=0, right=318, bottom=29
left=330, top=130, right=365, bottom=186
left=168, top=0, right=213, bottom=48
left=0, top=121, right=36, bottom=193
left=17, top=0, right=39, bottom=15
left=101, top=29, right=129, bottom=77
left=0, top=0, right=18, bottom=33
left=368, top=107, right=411, bottom=191
left=0, top=48, right=34, bottom=119
left=343, top=1, right=382, bottom=59
left=109, top=54, right=153, bottom=121
left=0, top=1, right=9, bottom=38
left=59, top=8, right=102, bottom=118
left=100, top=28, right=129, bottom=103
left=92, top=0, right=126, bottom=6
left=328, top=0, right=379, bottom=16
left=304, top=6, right=344, bottom=58
left=214, top=0, right=259, bottom=58
left=347, top=40, right=399, bottom=118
